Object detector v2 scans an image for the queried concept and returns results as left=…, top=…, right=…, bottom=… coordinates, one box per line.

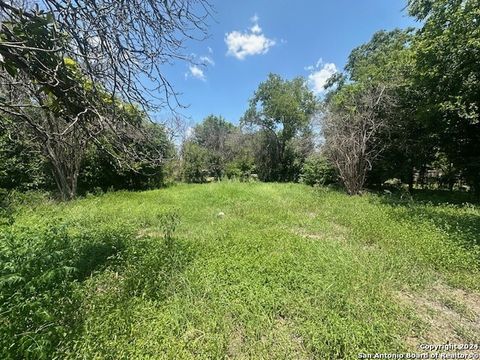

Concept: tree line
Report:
left=183, top=0, right=480, bottom=196
left=0, top=0, right=210, bottom=199
left=323, top=0, right=480, bottom=195
left=1, top=0, right=479, bottom=199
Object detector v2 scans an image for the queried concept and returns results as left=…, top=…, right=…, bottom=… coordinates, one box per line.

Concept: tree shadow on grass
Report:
left=61, top=235, right=196, bottom=358
left=120, top=235, right=195, bottom=301
left=75, top=233, right=127, bottom=281
left=409, top=189, right=479, bottom=206
left=374, top=192, right=480, bottom=252
left=0, top=224, right=129, bottom=359
left=1, top=209, right=194, bottom=359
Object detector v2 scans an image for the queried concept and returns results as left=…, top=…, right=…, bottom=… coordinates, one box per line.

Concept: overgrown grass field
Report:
left=1, top=182, right=479, bottom=359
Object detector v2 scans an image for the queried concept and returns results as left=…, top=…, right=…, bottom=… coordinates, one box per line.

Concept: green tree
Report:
left=181, top=142, right=209, bottom=183
left=191, top=115, right=236, bottom=179
left=0, top=1, right=211, bottom=199
left=192, top=115, right=235, bottom=153
left=0, top=120, right=48, bottom=191
left=242, top=74, right=318, bottom=181
left=300, top=153, right=336, bottom=186
left=327, top=28, right=441, bottom=191
left=79, top=122, right=174, bottom=192
left=408, top=0, right=480, bottom=194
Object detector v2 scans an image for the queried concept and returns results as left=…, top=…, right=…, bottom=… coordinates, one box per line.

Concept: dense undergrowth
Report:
left=1, top=182, right=479, bottom=359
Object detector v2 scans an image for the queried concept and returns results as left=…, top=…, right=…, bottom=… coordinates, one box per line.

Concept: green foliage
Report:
left=328, top=0, right=479, bottom=193
left=0, top=124, right=48, bottom=191
left=0, top=12, right=91, bottom=117
left=225, top=157, right=256, bottom=180
left=182, top=142, right=209, bottom=183
left=159, top=211, right=180, bottom=248
left=0, top=11, right=175, bottom=199
left=300, top=154, right=337, bottom=186
left=121, top=211, right=184, bottom=302
left=242, top=74, right=318, bottom=182
left=2, top=183, right=478, bottom=358
left=0, top=188, right=14, bottom=225
left=79, top=122, right=174, bottom=192
left=184, top=115, right=238, bottom=180
left=345, top=28, right=415, bottom=86
left=408, top=0, right=480, bottom=193
left=244, top=74, right=317, bottom=140
left=326, top=24, right=455, bottom=192
left=192, top=115, right=235, bottom=152
left=0, top=222, right=131, bottom=359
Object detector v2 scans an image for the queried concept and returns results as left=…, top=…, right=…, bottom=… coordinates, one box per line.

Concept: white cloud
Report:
left=225, top=32, right=275, bottom=60
left=185, top=50, right=214, bottom=81
left=187, top=65, right=206, bottom=81
left=200, top=55, right=215, bottom=66
left=251, top=23, right=262, bottom=34
left=185, top=126, right=194, bottom=139
left=225, top=14, right=275, bottom=60
left=307, top=61, right=337, bottom=94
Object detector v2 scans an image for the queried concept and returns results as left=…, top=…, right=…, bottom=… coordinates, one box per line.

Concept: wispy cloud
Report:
left=185, top=49, right=214, bottom=81
left=225, top=14, right=275, bottom=60
left=200, top=55, right=215, bottom=66
left=187, top=65, right=206, bottom=81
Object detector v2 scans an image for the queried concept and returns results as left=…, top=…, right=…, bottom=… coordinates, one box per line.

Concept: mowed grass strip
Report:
left=7, top=182, right=480, bottom=359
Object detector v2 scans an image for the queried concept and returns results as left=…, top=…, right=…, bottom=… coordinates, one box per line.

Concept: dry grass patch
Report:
left=227, top=326, right=246, bottom=359
left=293, top=221, right=349, bottom=243
left=398, top=281, right=480, bottom=348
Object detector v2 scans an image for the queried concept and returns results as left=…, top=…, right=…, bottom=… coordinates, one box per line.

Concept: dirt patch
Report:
left=398, top=281, right=480, bottom=349
left=293, top=221, right=348, bottom=243
left=136, top=228, right=164, bottom=239
left=227, top=317, right=311, bottom=359
left=294, top=229, right=328, bottom=240
left=260, top=316, right=311, bottom=360
left=227, top=326, right=246, bottom=359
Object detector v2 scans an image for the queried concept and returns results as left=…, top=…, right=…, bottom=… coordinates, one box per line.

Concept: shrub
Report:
left=225, top=158, right=256, bottom=181
left=182, top=142, right=209, bottom=183
left=0, top=130, right=49, bottom=192
left=300, top=154, right=336, bottom=186
left=0, top=189, right=14, bottom=225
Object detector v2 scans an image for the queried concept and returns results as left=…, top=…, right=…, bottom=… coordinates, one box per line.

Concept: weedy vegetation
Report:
left=1, top=182, right=479, bottom=359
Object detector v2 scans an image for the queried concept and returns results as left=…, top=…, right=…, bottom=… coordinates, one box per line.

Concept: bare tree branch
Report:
left=322, top=84, right=395, bottom=195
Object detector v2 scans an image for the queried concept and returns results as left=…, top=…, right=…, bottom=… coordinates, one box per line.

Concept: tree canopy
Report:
left=242, top=74, right=317, bottom=181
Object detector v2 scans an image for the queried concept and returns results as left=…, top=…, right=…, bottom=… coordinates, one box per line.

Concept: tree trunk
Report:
left=50, top=161, right=79, bottom=200
left=44, top=138, right=83, bottom=201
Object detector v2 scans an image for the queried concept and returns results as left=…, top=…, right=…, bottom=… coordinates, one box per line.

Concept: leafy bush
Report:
left=0, top=128, right=49, bottom=192
left=0, top=222, right=131, bottom=359
left=182, top=142, right=209, bottom=183
left=300, top=154, right=337, bottom=186
left=225, top=158, right=256, bottom=181
left=79, top=123, right=174, bottom=193
left=0, top=189, right=14, bottom=225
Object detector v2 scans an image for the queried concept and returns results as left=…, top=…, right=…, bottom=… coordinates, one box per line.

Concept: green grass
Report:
left=2, top=182, right=479, bottom=359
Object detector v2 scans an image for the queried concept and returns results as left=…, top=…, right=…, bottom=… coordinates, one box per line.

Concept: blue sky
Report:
left=160, top=0, right=417, bottom=126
